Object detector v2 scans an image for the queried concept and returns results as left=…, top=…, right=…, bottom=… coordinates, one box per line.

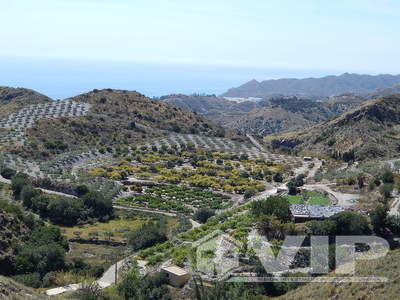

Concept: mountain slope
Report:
left=160, top=94, right=259, bottom=125
left=264, top=94, right=400, bottom=160
left=0, top=87, right=51, bottom=118
left=225, top=96, right=365, bottom=136
left=226, top=106, right=313, bottom=136
left=0, top=275, right=51, bottom=300
left=222, top=73, right=400, bottom=98
left=16, top=89, right=228, bottom=159
left=70, top=89, right=221, bottom=134
left=279, top=247, right=400, bottom=300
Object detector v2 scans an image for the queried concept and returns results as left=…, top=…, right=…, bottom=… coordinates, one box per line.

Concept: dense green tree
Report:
left=330, top=211, right=371, bottom=235
left=15, top=243, right=66, bottom=276
left=47, top=197, right=86, bottom=226
left=256, top=215, right=295, bottom=240
left=194, top=208, right=215, bottom=223
left=251, top=196, right=291, bottom=222
left=244, top=189, right=256, bottom=199
left=0, top=167, right=16, bottom=179
left=127, top=222, right=167, bottom=251
left=117, top=267, right=171, bottom=300
left=75, top=185, right=90, bottom=197
left=273, top=172, right=283, bottom=183
left=31, top=194, right=51, bottom=217
left=308, top=220, right=337, bottom=235
left=81, top=191, right=113, bottom=219
left=370, top=204, right=389, bottom=234
left=21, top=185, right=42, bottom=208
left=380, top=183, right=394, bottom=200
left=381, top=169, right=395, bottom=184
left=386, top=215, right=400, bottom=236
left=14, top=225, right=68, bottom=283
left=11, top=173, right=30, bottom=199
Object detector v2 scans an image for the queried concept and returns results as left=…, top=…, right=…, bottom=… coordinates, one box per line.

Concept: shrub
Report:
left=380, top=183, right=394, bottom=200
left=0, top=167, right=16, bottom=179
left=370, top=204, right=388, bottom=234
left=386, top=215, right=400, bottom=235
left=12, top=272, right=42, bottom=288
left=11, top=173, right=30, bottom=198
left=75, top=185, right=90, bottom=197
left=127, top=222, right=167, bottom=251
left=273, top=172, right=283, bottom=183
left=381, top=169, right=395, bottom=184
left=194, top=208, right=215, bottom=223
left=21, top=185, right=42, bottom=209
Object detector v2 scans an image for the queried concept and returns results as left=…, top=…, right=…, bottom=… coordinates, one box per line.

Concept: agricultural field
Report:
left=67, top=242, right=127, bottom=266
left=285, top=191, right=331, bottom=206
left=90, top=149, right=289, bottom=195
left=136, top=204, right=254, bottom=266
left=117, top=185, right=232, bottom=213
left=60, top=216, right=151, bottom=242
left=141, top=134, right=302, bottom=163
left=146, top=185, right=232, bottom=209
left=0, top=100, right=90, bottom=144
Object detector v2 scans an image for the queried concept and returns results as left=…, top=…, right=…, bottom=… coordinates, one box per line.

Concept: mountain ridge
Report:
left=221, top=73, right=400, bottom=98
left=264, top=94, right=400, bottom=160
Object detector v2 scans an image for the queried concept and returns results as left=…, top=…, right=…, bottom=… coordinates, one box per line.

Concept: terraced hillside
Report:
left=70, top=89, right=223, bottom=135
left=223, top=96, right=365, bottom=136
left=0, top=88, right=232, bottom=160
left=0, top=87, right=51, bottom=118
left=0, top=100, right=90, bottom=144
left=264, top=94, right=400, bottom=160
left=160, top=93, right=259, bottom=125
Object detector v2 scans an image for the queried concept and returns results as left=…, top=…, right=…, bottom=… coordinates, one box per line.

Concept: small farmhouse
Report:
left=161, top=265, right=190, bottom=287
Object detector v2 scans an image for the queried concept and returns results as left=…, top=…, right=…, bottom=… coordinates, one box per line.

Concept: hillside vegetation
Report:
left=0, top=275, right=51, bottom=300
left=0, top=87, right=51, bottom=118
left=160, top=93, right=259, bottom=124
left=71, top=89, right=221, bottom=134
left=264, top=94, right=400, bottom=160
left=225, top=96, right=365, bottom=136
left=7, top=89, right=228, bottom=159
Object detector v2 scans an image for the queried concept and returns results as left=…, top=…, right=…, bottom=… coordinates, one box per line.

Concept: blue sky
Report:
left=0, top=0, right=399, bottom=98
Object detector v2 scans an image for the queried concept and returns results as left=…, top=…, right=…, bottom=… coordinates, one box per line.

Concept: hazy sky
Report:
left=0, top=0, right=399, bottom=98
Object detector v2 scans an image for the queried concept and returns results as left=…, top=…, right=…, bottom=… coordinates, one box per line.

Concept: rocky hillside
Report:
left=264, top=94, right=400, bottom=160
left=222, top=73, right=400, bottom=98
left=70, top=89, right=222, bottom=135
left=0, top=275, right=51, bottom=300
left=159, top=93, right=259, bottom=125
left=0, top=211, right=29, bottom=275
left=13, top=89, right=228, bottom=159
left=0, top=87, right=51, bottom=118
left=225, top=96, right=365, bottom=136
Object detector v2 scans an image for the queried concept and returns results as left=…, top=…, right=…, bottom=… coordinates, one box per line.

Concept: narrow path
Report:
left=246, top=134, right=265, bottom=152
left=113, top=205, right=177, bottom=217
left=306, top=159, right=322, bottom=180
